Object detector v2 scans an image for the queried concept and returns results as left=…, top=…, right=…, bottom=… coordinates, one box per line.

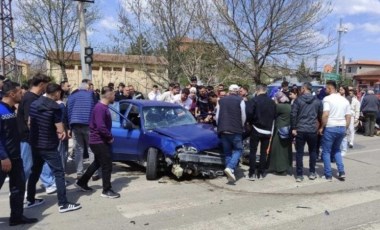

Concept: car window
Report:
left=127, top=105, right=141, bottom=128
left=109, top=102, right=120, bottom=122
left=143, top=106, right=196, bottom=130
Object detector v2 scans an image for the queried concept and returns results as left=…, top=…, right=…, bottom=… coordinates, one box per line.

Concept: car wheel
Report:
left=146, top=148, right=159, bottom=180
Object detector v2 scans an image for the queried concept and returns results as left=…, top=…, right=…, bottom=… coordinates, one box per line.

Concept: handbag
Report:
left=278, top=126, right=291, bottom=139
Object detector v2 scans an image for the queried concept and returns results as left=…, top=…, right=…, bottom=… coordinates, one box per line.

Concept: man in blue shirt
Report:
left=0, top=80, right=38, bottom=226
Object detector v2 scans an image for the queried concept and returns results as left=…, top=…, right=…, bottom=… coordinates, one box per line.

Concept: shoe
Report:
left=341, top=151, right=346, bottom=157
left=349, top=144, right=353, bottom=148
left=75, top=182, right=93, bottom=192
left=338, top=172, right=346, bottom=180
left=101, top=189, right=120, bottom=199
left=24, top=198, right=45, bottom=209
left=323, top=176, right=332, bottom=182
left=46, top=185, right=57, bottom=194
left=59, top=203, right=82, bottom=213
left=245, top=175, right=255, bottom=181
left=76, top=175, right=82, bottom=180
left=308, top=173, right=317, bottom=180
left=9, top=215, right=38, bottom=226
left=92, top=175, right=100, bottom=181
left=224, top=168, right=236, bottom=182
left=316, top=158, right=323, bottom=163
left=68, top=156, right=73, bottom=162
left=5, top=176, right=9, bottom=183
left=296, top=176, right=304, bottom=182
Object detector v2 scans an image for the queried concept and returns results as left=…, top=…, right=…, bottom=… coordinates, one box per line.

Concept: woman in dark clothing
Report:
left=269, top=92, right=292, bottom=175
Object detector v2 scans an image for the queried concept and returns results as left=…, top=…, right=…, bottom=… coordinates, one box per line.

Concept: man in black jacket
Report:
left=361, top=90, right=380, bottom=136
left=28, top=83, right=81, bottom=213
left=291, top=82, right=323, bottom=182
left=0, top=80, right=38, bottom=226
left=246, top=84, right=276, bottom=180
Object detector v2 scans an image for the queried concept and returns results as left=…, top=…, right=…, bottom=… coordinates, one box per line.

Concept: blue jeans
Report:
left=322, top=127, right=346, bottom=178
left=27, top=148, right=68, bottom=206
left=221, top=133, right=243, bottom=171
left=295, top=132, right=318, bottom=177
left=21, top=141, right=55, bottom=188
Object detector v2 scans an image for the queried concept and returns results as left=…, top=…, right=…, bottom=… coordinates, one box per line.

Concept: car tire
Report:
left=146, top=148, right=159, bottom=180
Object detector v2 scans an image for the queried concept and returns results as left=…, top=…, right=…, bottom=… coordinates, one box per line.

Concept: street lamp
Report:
left=336, top=18, right=348, bottom=75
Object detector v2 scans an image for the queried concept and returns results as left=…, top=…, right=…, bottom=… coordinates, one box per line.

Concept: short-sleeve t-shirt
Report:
left=323, top=93, right=351, bottom=127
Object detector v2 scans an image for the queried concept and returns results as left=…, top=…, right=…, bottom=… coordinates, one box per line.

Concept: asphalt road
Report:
left=1, top=134, right=380, bottom=230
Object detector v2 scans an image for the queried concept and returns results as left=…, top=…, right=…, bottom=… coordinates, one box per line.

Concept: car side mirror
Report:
left=123, top=121, right=133, bottom=130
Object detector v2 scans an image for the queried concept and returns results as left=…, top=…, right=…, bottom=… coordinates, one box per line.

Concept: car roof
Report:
left=118, top=99, right=181, bottom=108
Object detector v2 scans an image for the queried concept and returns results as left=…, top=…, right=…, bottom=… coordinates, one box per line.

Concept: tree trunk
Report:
left=60, top=64, right=68, bottom=82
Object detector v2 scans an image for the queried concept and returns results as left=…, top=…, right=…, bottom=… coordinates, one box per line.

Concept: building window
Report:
left=125, top=68, right=134, bottom=72
left=113, top=67, right=122, bottom=72
left=103, top=67, right=112, bottom=71
left=348, top=67, right=351, bottom=73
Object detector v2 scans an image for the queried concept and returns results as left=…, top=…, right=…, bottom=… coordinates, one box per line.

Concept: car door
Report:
left=110, top=101, right=142, bottom=161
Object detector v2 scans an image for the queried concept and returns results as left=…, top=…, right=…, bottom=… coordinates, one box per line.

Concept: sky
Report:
left=20, top=0, right=380, bottom=71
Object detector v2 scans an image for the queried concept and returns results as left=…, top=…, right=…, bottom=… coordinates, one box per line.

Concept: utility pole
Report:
left=74, top=0, right=94, bottom=81
left=313, top=55, right=318, bottom=72
left=336, top=18, right=348, bottom=75
left=0, top=0, right=18, bottom=83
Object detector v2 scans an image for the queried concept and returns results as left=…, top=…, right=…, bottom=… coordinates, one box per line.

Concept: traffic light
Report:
left=84, top=47, right=93, bottom=64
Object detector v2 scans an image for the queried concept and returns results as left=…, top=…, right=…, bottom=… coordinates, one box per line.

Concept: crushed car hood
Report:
left=153, top=124, right=220, bottom=151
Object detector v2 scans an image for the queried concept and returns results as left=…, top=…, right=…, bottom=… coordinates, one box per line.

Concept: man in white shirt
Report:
left=173, top=88, right=192, bottom=110
left=148, top=85, right=161, bottom=101
left=319, top=81, right=351, bottom=182
left=158, top=85, right=179, bottom=103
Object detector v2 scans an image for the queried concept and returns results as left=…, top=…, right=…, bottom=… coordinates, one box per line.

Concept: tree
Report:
left=296, top=59, right=310, bottom=79
left=15, top=0, right=98, bottom=81
left=127, top=34, right=153, bottom=55
left=116, top=0, right=199, bottom=83
left=198, top=0, right=333, bottom=84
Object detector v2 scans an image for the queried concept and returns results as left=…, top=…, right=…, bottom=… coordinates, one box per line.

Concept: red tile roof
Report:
left=346, top=60, right=380, bottom=66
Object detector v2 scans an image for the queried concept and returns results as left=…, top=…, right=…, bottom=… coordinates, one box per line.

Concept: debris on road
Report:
left=296, top=206, right=312, bottom=209
left=325, top=210, right=330, bottom=216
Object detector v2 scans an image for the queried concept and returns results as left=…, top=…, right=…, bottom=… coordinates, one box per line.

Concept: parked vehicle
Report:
left=109, top=100, right=224, bottom=180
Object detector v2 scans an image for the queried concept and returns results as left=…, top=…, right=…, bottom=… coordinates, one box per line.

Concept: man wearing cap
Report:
left=291, top=82, right=323, bottom=182
left=216, top=84, right=246, bottom=182
left=0, top=80, right=38, bottom=226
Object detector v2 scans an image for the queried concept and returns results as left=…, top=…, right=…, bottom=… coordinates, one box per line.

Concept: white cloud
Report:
left=332, top=0, right=380, bottom=15
left=360, top=22, right=380, bottom=33
left=99, top=16, right=119, bottom=31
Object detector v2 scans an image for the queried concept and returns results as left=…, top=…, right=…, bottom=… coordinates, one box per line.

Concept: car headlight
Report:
left=176, top=145, right=198, bottom=154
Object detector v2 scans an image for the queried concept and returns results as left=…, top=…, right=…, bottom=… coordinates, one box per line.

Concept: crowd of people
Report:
left=0, top=73, right=380, bottom=226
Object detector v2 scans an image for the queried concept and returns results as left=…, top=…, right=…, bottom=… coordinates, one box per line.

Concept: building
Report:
left=345, top=60, right=380, bottom=86
left=0, top=59, right=31, bottom=79
left=46, top=52, right=168, bottom=93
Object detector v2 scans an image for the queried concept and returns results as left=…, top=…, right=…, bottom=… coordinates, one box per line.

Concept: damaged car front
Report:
left=142, top=106, right=225, bottom=179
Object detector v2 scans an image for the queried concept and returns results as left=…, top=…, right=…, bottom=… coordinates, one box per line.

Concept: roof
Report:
left=118, top=99, right=181, bottom=108
left=47, top=51, right=168, bottom=66
left=346, top=60, right=380, bottom=66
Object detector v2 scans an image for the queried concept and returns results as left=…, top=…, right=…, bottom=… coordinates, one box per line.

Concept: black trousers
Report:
left=364, top=111, right=377, bottom=136
left=249, top=129, right=271, bottom=176
left=78, top=143, right=113, bottom=192
left=0, top=158, right=25, bottom=221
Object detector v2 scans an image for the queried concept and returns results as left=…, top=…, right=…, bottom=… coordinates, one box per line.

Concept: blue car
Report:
left=108, top=100, right=224, bottom=180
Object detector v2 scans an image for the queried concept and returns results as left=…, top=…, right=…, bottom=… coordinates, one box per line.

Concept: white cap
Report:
left=229, top=84, right=240, bottom=92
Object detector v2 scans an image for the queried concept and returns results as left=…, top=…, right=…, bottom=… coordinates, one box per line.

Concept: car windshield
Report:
left=143, top=106, right=196, bottom=130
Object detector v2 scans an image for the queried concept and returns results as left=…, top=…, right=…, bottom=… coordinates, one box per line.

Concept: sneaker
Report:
left=46, top=185, right=57, bottom=194
left=101, top=189, right=120, bottom=199
left=59, top=203, right=82, bottom=213
left=338, top=172, right=346, bottom=180
left=349, top=144, right=353, bottom=149
left=75, top=182, right=93, bottom=192
left=224, top=168, right=236, bottom=182
left=67, top=156, right=73, bottom=162
left=245, top=175, right=255, bottom=181
left=296, top=176, right=304, bottom=182
left=341, top=151, right=347, bottom=157
left=322, top=176, right=333, bottom=182
left=308, top=173, right=317, bottom=180
left=24, top=198, right=45, bottom=209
